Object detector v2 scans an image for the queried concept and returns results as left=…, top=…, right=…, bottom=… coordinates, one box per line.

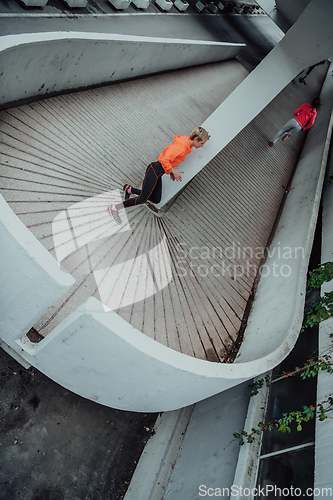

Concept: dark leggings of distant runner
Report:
left=114, top=161, right=164, bottom=210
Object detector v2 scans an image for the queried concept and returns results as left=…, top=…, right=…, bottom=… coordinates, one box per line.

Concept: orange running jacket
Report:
left=158, top=135, right=193, bottom=174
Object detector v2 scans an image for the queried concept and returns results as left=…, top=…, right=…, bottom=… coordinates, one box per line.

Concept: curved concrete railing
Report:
left=236, top=66, right=333, bottom=364
left=0, top=31, right=244, bottom=108
left=7, top=65, right=332, bottom=411
left=0, top=196, right=75, bottom=346
left=1, top=0, right=333, bottom=411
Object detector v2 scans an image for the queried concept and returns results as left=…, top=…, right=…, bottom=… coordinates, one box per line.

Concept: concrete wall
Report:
left=275, top=0, right=311, bottom=25
left=123, top=378, right=268, bottom=500
left=0, top=195, right=75, bottom=347
left=12, top=297, right=249, bottom=412
left=255, top=0, right=291, bottom=32
left=0, top=32, right=244, bottom=108
left=314, top=110, right=333, bottom=497
left=124, top=406, right=195, bottom=500
left=163, top=383, right=250, bottom=500
left=157, top=0, right=333, bottom=210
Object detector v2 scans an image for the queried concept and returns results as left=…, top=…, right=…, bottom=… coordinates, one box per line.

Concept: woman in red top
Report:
left=109, top=127, right=210, bottom=225
left=269, top=97, right=321, bottom=147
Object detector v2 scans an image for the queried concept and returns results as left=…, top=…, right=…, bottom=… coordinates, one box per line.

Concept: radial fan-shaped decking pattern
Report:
left=0, top=59, right=328, bottom=362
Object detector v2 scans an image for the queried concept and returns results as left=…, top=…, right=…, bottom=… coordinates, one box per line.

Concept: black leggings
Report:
left=116, top=161, right=165, bottom=210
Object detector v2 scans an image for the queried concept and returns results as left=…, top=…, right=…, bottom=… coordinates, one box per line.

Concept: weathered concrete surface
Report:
left=236, top=62, right=333, bottom=363
left=275, top=0, right=311, bottom=25
left=7, top=66, right=330, bottom=414
left=163, top=382, right=250, bottom=500
left=0, top=10, right=283, bottom=75
left=0, top=62, right=330, bottom=412
left=0, top=195, right=75, bottom=350
left=125, top=406, right=194, bottom=500
left=0, top=31, right=244, bottom=108
left=20, top=0, right=48, bottom=6
left=0, top=0, right=332, bottom=413
left=314, top=106, right=333, bottom=496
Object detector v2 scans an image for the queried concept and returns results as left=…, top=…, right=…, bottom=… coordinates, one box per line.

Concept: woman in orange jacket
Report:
left=269, top=97, right=321, bottom=147
left=109, top=127, right=210, bottom=225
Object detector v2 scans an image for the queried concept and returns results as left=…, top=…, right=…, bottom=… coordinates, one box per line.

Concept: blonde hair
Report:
left=190, top=127, right=210, bottom=142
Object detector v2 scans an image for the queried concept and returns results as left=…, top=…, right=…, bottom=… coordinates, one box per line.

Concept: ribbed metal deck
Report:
left=0, top=60, right=327, bottom=362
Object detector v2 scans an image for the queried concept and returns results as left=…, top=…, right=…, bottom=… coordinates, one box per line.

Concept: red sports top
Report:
left=158, top=135, right=193, bottom=174
left=294, top=103, right=317, bottom=130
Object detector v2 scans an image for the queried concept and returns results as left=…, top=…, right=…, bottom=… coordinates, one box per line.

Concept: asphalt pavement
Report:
left=0, top=347, right=158, bottom=500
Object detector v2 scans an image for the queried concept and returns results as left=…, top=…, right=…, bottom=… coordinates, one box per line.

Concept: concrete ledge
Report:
left=314, top=108, right=333, bottom=496
left=0, top=339, right=31, bottom=369
left=12, top=297, right=250, bottom=411
left=62, top=0, right=88, bottom=6
left=236, top=62, right=333, bottom=364
left=125, top=406, right=194, bottom=500
left=315, top=316, right=333, bottom=496
left=231, top=373, right=271, bottom=498
left=20, top=0, right=48, bottom=5
left=0, top=195, right=75, bottom=345
left=163, top=383, right=250, bottom=499
left=0, top=32, right=245, bottom=108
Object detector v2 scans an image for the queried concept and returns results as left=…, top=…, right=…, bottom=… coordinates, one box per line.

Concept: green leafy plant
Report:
left=301, top=290, right=333, bottom=332
left=237, top=354, right=333, bottom=446
left=300, top=262, right=333, bottom=332
left=306, top=262, right=333, bottom=292
left=295, top=355, right=333, bottom=379
left=234, top=262, right=333, bottom=446
left=245, top=375, right=271, bottom=397
left=233, top=397, right=333, bottom=445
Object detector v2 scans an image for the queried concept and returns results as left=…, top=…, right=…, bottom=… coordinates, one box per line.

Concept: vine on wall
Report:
left=233, top=262, right=333, bottom=446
